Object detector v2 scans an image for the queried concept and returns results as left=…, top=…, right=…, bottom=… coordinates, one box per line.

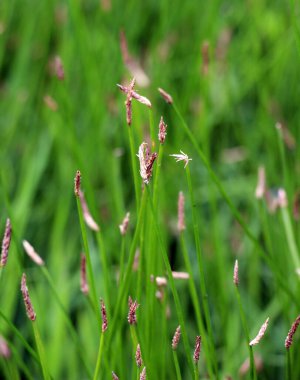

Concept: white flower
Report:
left=170, top=151, right=192, bottom=168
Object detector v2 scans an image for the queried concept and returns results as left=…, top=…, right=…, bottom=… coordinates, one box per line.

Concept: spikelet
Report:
left=285, top=315, right=300, bottom=349
left=23, top=240, right=44, bottom=266
left=100, top=298, right=108, bottom=332
left=249, top=318, right=269, bottom=346
left=0, top=218, right=12, bottom=268
left=233, top=259, right=239, bottom=286
left=172, top=326, right=181, bottom=350
left=80, top=254, right=89, bottom=295
left=193, top=336, right=201, bottom=363
left=158, top=87, right=173, bottom=104
left=21, top=274, right=36, bottom=321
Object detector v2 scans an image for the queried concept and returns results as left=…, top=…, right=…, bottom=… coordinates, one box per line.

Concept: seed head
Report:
left=112, top=372, right=119, bottom=380
left=249, top=318, right=269, bottom=346
left=119, top=212, right=130, bottom=236
left=233, top=259, right=239, bottom=286
left=79, top=190, right=100, bottom=231
left=158, top=87, right=173, bottom=104
left=285, top=315, right=300, bottom=349
left=140, top=367, right=146, bottom=380
left=158, top=116, right=167, bottom=144
left=0, top=218, right=12, bottom=268
left=137, top=142, right=157, bottom=184
left=135, top=344, right=142, bottom=367
left=177, top=192, right=185, bottom=232
left=193, top=336, right=201, bottom=363
left=74, top=170, right=81, bottom=197
left=170, top=151, right=192, bottom=168
left=23, top=240, right=44, bottom=266
left=21, top=273, right=36, bottom=321
left=100, top=298, right=108, bottom=333
left=172, top=326, right=181, bottom=350
left=128, top=296, right=139, bottom=325
left=80, top=254, right=89, bottom=295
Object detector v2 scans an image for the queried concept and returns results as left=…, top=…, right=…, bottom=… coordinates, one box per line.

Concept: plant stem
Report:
left=286, top=349, right=292, bottom=380
left=128, top=126, right=141, bottom=212
left=32, top=322, right=51, bottom=380
left=172, top=351, right=182, bottom=380
left=93, top=332, right=105, bottom=380
left=281, top=206, right=300, bottom=270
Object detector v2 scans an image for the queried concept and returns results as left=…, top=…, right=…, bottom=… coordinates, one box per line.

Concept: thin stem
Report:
left=234, top=287, right=256, bottom=380
left=185, top=166, right=218, bottom=378
left=286, top=349, right=292, bottom=380
left=93, top=332, right=105, bottom=380
left=194, top=363, right=199, bottom=380
left=128, top=126, right=141, bottom=212
left=32, top=322, right=51, bottom=380
left=172, top=351, right=182, bottom=380
left=96, top=231, right=111, bottom=314
left=145, top=185, right=194, bottom=376
left=281, top=207, right=300, bottom=270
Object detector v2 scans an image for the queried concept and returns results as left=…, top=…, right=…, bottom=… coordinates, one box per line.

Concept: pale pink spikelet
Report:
left=0, top=218, right=11, bottom=268
left=177, top=191, right=186, bottom=232
left=100, top=298, right=108, bottom=332
left=80, top=254, right=89, bottom=295
left=170, top=151, right=192, bottom=168
left=137, top=142, right=157, bottom=184
left=158, top=116, right=167, bottom=144
left=172, top=326, right=181, bottom=350
left=278, top=188, right=288, bottom=208
left=193, top=336, right=201, bottom=363
left=0, top=336, right=10, bottom=358
left=128, top=296, right=139, bottom=325
left=74, top=170, right=81, bottom=197
left=285, top=315, right=300, bottom=349
left=120, top=30, right=150, bottom=87
left=154, top=276, right=167, bottom=287
left=233, top=259, right=239, bottom=286
left=112, top=372, right=119, bottom=380
left=135, top=344, right=142, bottom=367
left=255, top=166, right=266, bottom=199
left=21, top=273, right=36, bottom=321
left=23, top=240, right=44, bottom=266
left=140, top=367, right=146, bottom=380
left=79, top=190, right=100, bottom=232
left=249, top=318, right=269, bottom=346
left=54, top=56, right=64, bottom=80
left=158, top=87, right=173, bottom=104
left=172, top=271, right=189, bottom=280
left=119, top=212, right=130, bottom=236
left=201, top=40, right=210, bottom=76
left=43, top=95, right=58, bottom=111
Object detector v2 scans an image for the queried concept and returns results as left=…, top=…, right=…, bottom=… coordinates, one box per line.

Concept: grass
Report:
left=1, top=0, right=300, bottom=379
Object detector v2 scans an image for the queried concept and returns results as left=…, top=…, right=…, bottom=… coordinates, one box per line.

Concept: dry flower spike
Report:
left=128, top=296, right=139, bottom=325
left=249, top=318, right=269, bottom=346
left=285, top=315, right=300, bottom=349
left=74, top=170, right=81, bottom=197
left=170, top=151, right=192, bottom=168
left=172, top=325, right=181, bottom=350
left=158, top=87, right=173, bottom=104
left=137, top=142, right=157, bottom=184
left=193, top=335, right=201, bottom=363
left=135, top=344, right=142, bottom=367
left=233, top=259, right=239, bottom=286
left=158, top=116, right=167, bottom=144
left=119, top=212, right=130, bottom=236
left=79, top=190, right=100, bottom=231
left=100, top=298, right=108, bottom=332
left=80, top=254, right=89, bottom=295
left=21, top=273, right=36, bottom=321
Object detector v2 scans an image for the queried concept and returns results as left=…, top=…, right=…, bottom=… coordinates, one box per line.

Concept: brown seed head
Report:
left=79, top=190, right=100, bottom=231
left=158, top=87, right=173, bottom=104
left=249, top=318, right=269, bottom=346
left=119, top=212, right=130, bottom=236
left=74, top=170, right=81, bottom=197
left=172, top=326, right=181, bottom=350
left=140, top=367, right=146, bottom=380
left=80, top=254, right=89, bottom=295
left=193, top=336, right=201, bottom=363
left=21, top=273, right=36, bottom=321
left=135, top=344, right=142, bottom=367
left=0, top=218, right=12, bottom=268
left=177, top=191, right=186, bottom=232
left=233, top=259, right=239, bottom=286
left=285, top=315, right=300, bottom=349
left=158, top=116, right=167, bottom=144
left=137, top=142, right=157, bottom=184
left=128, top=296, right=139, bottom=325
left=23, top=240, right=44, bottom=266
left=100, top=298, right=108, bottom=332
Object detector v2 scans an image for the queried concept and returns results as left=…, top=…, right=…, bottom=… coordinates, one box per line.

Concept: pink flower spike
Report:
left=285, top=315, right=300, bottom=349
left=140, top=367, right=146, bottom=380
left=137, top=142, right=157, bottom=184
left=249, top=318, right=269, bottom=346
left=193, top=336, right=201, bottom=363
left=80, top=254, right=89, bottom=295
left=21, top=273, right=36, bottom=321
left=112, top=372, right=119, bottom=380
left=79, top=190, right=100, bottom=232
left=172, top=326, right=181, bottom=350
left=74, top=170, right=81, bottom=197
left=233, top=259, right=239, bottom=286
left=158, top=116, right=167, bottom=144
left=128, top=296, right=139, bottom=325
left=23, top=240, right=44, bottom=266
left=158, top=87, right=173, bottom=104
left=135, top=344, right=142, bottom=367
left=0, top=218, right=12, bottom=268
left=100, top=298, right=108, bottom=333
left=170, top=150, right=192, bottom=168
left=177, top=191, right=186, bottom=232
left=119, top=212, right=130, bottom=236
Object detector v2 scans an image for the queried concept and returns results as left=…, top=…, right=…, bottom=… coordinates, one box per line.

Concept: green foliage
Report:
left=1, top=0, right=300, bottom=379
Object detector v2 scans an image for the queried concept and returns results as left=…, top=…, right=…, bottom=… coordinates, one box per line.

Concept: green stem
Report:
left=76, top=196, right=101, bottom=325
left=128, top=126, right=141, bottom=212
left=172, top=351, right=182, bottom=380
left=185, top=166, right=218, bottom=378
left=32, top=322, right=51, bottom=380
left=281, top=206, right=300, bottom=270
left=286, top=349, right=292, bottom=380
left=145, top=185, right=194, bottom=377
left=194, top=363, right=199, bottom=380
left=96, top=231, right=111, bottom=314
left=234, top=286, right=256, bottom=380
left=93, top=332, right=105, bottom=380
